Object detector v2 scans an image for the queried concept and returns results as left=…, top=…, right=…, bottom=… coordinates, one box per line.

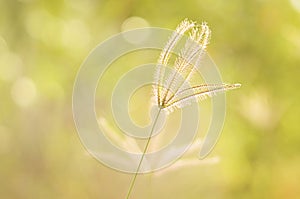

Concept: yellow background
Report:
left=1, top=0, right=300, bottom=198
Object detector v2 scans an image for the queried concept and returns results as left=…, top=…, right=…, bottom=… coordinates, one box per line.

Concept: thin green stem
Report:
left=125, top=108, right=162, bottom=199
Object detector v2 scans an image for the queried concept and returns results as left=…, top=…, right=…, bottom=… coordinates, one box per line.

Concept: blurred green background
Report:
left=1, top=0, right=300, bottom=198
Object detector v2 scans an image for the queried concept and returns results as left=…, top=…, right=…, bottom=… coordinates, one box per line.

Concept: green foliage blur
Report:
left=1, top=0, right=300, bottom=198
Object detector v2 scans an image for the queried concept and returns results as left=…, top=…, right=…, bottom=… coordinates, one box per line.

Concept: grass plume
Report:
left=125, top=18, right=240, bottom=199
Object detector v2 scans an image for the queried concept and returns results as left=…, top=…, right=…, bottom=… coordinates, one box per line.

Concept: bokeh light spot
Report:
left=25, top=9, right=63, bottom=47
left=121, top=16, right=150, bottom=44
left=61, top=19, right=91, bottom=51
left=11, top=77, right=37, bottom=108
left=290, top=0, right=300, bottom=12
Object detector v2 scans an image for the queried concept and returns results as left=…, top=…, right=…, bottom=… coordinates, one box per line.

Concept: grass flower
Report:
left=154, top=18, right=240, bottom=113
left=126, top=18, right=240, bottom=199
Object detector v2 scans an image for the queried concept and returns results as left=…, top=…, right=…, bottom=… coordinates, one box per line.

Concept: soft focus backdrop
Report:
left=1, top=0, right=300, bottom=198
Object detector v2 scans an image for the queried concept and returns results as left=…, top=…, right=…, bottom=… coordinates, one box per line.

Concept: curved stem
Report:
left=125, top=108, right=162, bottom=199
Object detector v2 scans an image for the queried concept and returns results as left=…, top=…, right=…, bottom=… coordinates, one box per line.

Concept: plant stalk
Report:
left=125, top=108, right=162, bottom=199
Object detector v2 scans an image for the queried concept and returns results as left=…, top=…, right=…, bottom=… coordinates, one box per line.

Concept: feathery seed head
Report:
left=153, top=19, right=240, bottom=113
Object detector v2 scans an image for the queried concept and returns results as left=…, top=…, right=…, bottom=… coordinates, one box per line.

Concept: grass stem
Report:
left=125, top=108, right=162, bottom=199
